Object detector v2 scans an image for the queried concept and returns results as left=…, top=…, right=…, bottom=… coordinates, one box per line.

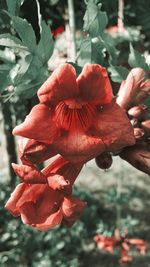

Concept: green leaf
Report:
left=15, top=81, right=42, bottom=99
left=11, top=16, right=37, bottom=53
left=109, top=64, right=129, bottom=83
left=68, top=62, right=82, bottom=76
left=78, top=37, right=92, bottom=66
left=128, top=43, right=149, bottom=71
left=91, top=37, right=106, bottom=65
left=0, top=33, right=26, bottom=50
left=83, top=1, right=108, bottom=38
left=6, top=0, right=24, bottom=16
left=37, top=21, right=54, bottom=64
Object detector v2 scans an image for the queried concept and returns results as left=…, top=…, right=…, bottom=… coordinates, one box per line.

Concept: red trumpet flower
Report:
left=13, top=64, right=135, bottom=163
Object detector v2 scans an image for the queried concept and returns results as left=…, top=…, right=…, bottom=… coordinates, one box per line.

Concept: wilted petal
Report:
left=38, top=63, right=78, bottom=106
left=12, top=163, right=47, bottom=184
left=62, top=196, right=87, bottom=227
left=19, top=138, right=57, bottom=164
left=77, top=64, right=112, bottom=105
left=47, top=174, right=71, bottom=191
left=13, top=104, right=59, bottom=144
left=5, top=183, right=26, bottom=216
left=95, top=102, right=135, bottom=151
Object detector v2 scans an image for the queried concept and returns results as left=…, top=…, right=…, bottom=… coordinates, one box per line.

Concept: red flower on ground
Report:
left=13, top=63, right=135, bottom=163
left=5, top=156, right=86, bottom=231
left=94, top=228, right=147, bottom=265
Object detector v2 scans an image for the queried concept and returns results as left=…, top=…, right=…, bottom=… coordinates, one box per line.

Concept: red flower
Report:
left=13, top=64, right=135, bottom=163
left=94, top=228, right=147, bottom=265
left=5, top=156, right=86, bottom=231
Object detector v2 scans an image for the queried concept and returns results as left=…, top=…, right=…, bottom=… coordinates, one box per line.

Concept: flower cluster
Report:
left=94, top=228, right=147, bottom=265
left=116, top=68, right=150, bottom=175
left=5, top=63, right=135, bottom=230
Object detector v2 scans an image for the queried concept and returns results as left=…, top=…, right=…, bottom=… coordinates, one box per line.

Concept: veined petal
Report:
left=12, top=163, right=47, bottom=184
left=95, top=102, right=135, bottom=151
left=62, top=196, right=87, bottom=227
left=13, top=104, right=59, bottom=144
left=38, top=63, right=78, bottom=106
left=53, top=131, right=105, bottom=163
left=77, top=64, right=113, bottom=105
left=18, top=138, right=57, bottom=165
left=5, top=183, right=26, bottom=216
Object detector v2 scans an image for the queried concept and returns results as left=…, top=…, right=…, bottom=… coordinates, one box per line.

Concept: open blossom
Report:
left=13, top=63, right=135, bottom=163
left=5, top=156, right=86, bottom=231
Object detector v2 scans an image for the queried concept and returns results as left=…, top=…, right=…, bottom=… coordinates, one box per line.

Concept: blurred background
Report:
left=0, top=0, right=150, bottom=266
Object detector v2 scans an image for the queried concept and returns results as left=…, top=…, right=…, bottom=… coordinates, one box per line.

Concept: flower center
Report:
left=54, top=98, right=95, bottom=131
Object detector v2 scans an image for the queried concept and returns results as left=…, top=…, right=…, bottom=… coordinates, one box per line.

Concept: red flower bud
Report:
left=128, top=105, right=147, bottom=119
left=134, top=128, right=145, bottom=139
left=95, top=152, right=113, bottom=170
left=141, top=120, right=150, bottom=134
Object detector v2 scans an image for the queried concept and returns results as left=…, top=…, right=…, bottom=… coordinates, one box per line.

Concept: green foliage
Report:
left=6, top=0, right=24, bottom=16
left=128, top=43, right=149, bottom=72
left=109, top=64, right=129, bottom=83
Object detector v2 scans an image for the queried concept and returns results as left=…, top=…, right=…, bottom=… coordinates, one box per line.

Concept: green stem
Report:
left=67, top=0, right=76, bottom=61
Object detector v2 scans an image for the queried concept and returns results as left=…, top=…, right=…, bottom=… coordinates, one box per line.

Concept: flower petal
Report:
left=12, top=163, right=47, bottom=184
left=38, top=63, right=78, bottom=106
left=77, top=64, right=112, bottom=105
left=5, top=183, right=26, bottom=216
left=53, top=131, right=105, bottom=163
left=13, top=104, right=59, bottom=144
left=35, top=208, right=63, bottom=231
left=19, top=138, right=57, bottom=164
left=62, top=196, right=87, bottom=227
left=95, top=102, right=135, bottom=152
left=42, top=155, right=83, bottom=184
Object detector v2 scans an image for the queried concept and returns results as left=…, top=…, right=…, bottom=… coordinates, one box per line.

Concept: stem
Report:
left=1, top=101, right=17, bottom=187
left=118, top=0, right=124, bottom=32
left=67, top=0, right=76, bottom=61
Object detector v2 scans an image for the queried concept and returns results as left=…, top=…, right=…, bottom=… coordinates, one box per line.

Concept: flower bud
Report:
left=141, top=120, right=150, bottom=134
left=116, top=68, right=145, bottom=109
left=120, top=144, right=150, bottom=175
left=128, top=105, right=147, bottom=119
left=95, top=152, right=113, bottom=170
left=134, top=128, right=145, bottom=139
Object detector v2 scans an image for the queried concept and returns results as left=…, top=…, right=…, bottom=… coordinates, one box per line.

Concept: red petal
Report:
left=54, top=131, right=105, bottom=163
left=62, top=196, right=87, bottom=227
left=12, top=163, right=47, bottom=184
left=35, top=208, right=63, bottom=231
left=38, top=64, right=78, bottom=106
left=95, top=102, right=135, bottom=151
left=42, top=155, right=83, bottom=184
left=13, top=104, right=59, bottom=144
left=19, top=138, right=57, bottom=164
left=5, top=183, right=26, bottom=216
left=77, top=64, right=112, bottom=105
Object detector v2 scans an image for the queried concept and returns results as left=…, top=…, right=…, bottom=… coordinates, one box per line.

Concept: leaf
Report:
left=37, top=21, right=54, bottom=64
left=11, top=16, right=37, bottom=53
left=6, top=0, right=24, bottom=16
left=109, top=64, right=129, bottom=83
left=68, top=62, right=82, bottom=76
left=83, top=1, right=108, bottom=38
left=0, top=33, right=26, bottom=50
left=15, top=82, right=42, bottom=99
left=128, top=43, right=149, bottom=71
left=78, top=37, right=92, bottom=66
left=91, top=37, right=106, bottom=65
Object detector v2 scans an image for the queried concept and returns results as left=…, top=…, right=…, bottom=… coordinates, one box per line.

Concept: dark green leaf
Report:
left=6, top=0, right=24, bottom=16
left=0, top=33, right=26, bottom=50
left=11, top=16, right=37, bottom=53
left=109, top=64, right=129, bottom=83
left=83, top=1, right=108, bottom=38
left=37, top=21, right=54, bottom=64
left=78, top=37, right=92, bottom=66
